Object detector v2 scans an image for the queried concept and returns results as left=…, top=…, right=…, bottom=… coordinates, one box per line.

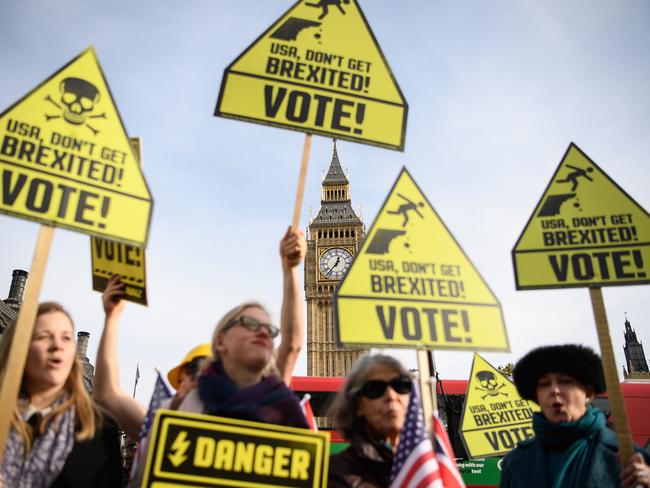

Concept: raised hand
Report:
left=280, top=226, right=306, bottom=270
left=102, top=274, right=126, bottom=318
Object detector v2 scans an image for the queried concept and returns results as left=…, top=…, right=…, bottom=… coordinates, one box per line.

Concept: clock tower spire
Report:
left=305, top=141, right=369, bottom=376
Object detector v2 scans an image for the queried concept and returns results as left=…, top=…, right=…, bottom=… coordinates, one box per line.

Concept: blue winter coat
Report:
left=500, top=427, right=650, bottom=487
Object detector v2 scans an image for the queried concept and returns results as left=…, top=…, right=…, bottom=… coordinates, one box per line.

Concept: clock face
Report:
left=319, top=247, right=353, bottom=279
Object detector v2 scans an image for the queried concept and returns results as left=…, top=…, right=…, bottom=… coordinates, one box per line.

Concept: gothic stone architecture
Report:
left=623, top=316, right=650, bottom=380
left=305, top=144, right=369, bottom=377
left=0, top=269, right=95, bottom=391
left=0, top=270, right=28, bottom=334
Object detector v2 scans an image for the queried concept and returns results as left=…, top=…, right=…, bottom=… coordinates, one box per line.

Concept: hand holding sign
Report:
left=102, top=274, right=126, bottom=318
left=280, top=226, right=307, bottom=270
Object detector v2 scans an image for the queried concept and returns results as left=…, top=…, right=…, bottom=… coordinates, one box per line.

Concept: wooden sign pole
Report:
left=589, top=286, right=634, bottom=464
left=291, top=133, right=312, bottom=230
left=0, top=225, right=54, bottom=462
left=417, top=349, right=433, bottom=433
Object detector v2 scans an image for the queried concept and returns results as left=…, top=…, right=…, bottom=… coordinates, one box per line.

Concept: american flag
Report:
left=390, top=384, right=465, bottom=488
left=138, top=369, right=172, bottom=439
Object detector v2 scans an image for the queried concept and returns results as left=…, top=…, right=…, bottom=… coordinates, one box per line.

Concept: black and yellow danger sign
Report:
left=91, top=137, right=147, bottom=305
left=142, top=409, right=330, bottom=488
left=215, top=0, right=407, bottom=151
left=460, top=354, right=539, bottom=458
left=513, top=143, right=650, bottom=289
left=0, top=47, right=152, bottom=246
left=334, top=168, right=508, bottom=350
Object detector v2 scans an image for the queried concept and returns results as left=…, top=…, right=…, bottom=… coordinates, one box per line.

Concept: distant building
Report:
left=77, top=331, right=95, bottom=392
left=0, top=269, right=29, bottom=335
left=305, top=142, right=369, bottom=377
left=623, top=316, right=650, bottom=381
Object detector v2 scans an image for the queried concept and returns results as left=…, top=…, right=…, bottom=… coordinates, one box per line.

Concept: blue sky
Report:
left=1, top=0, right=649, bottom=404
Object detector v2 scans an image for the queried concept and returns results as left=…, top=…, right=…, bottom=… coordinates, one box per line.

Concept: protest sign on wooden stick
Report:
left=0, top=225, right=54, bottom=461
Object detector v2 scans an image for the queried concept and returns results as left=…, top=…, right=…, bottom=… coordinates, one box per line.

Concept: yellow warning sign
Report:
left=0, top=47, right=152, bottom=246
left=460, top=354, right=539, bottom=458
left=513, top=143, right=650, bottom=289
left=216, top=0, right=407, bottom=151
left=142, top=409, right=329, bottom=488
left=334, top=168, right=508, bottom=350
left=91, top=238, right=147, bottom=305
left=91, top=138, right=147, bottom=305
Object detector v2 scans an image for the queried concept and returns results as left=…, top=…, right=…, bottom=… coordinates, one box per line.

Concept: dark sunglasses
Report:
left=359, top=375, right=412, bottom=399
left=223, top=316, right=279, bottom=338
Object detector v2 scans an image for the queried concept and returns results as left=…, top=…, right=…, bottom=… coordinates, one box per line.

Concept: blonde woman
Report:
left=126, top=227, right=309, bottom=487
left=0, top=303, right=122, bottom=488
left=176, top=227, right=308, bottom=426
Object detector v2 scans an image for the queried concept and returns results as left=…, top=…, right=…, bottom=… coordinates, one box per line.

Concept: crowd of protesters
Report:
left=1, top=227, right=649, bottom=487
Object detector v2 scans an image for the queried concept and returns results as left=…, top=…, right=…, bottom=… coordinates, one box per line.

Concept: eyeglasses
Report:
left=223, top=316, right=279, bottom=338
left=359, top=376, right=412, bottom=399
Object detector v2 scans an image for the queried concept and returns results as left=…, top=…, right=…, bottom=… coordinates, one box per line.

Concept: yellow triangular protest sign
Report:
left=91, top=138, right=147, bottom=305
left=460, top=354, right=539, bottom=458
left=216, top=0, right=407, bottom=151
left=0, top=47, right=152, bottom=246
left=513, top=143, right=650, bottom=289
left=334, top=168, right=508, bottom=350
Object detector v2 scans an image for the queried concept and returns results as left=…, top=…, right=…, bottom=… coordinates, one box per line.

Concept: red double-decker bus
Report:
left=291, top=376, right=650, bottom=487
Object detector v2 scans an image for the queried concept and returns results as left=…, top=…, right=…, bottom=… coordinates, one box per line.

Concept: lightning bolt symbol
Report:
left=168, top=431, right=190, bottom=467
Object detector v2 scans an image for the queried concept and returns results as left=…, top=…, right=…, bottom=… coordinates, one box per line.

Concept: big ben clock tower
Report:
left=305, top=142, right=369, bottom=377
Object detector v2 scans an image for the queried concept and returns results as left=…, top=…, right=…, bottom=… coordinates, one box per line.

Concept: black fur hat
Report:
left=513, top=344, right=606, bottom=402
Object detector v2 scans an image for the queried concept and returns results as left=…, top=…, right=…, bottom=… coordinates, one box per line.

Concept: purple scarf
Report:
left=197, top=361, right=308, bottom=429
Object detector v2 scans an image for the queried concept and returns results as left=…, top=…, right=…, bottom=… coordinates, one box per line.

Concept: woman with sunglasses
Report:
left=327, top=354, right=413, bottom=487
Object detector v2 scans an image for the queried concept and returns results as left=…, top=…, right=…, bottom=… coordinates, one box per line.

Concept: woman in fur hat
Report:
left=500, top=344, right=650, bottom=488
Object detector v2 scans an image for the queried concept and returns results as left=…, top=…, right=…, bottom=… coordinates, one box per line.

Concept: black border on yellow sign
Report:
left=142, top=409, right=330, bottom=488
left=333, top=166, right=507, bottom=351
left=459, top=354, right=536, bottom=458
left=511, top=142, right=650, bottom=290
left=90, top=238, right=148, bottom=305
left=0, top=47, right=153, bottom=247
left=213, top=0, right=408, bottom=152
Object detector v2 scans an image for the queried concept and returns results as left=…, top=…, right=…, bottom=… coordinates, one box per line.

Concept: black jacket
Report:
left=51, top=416, right=123, bottom=488
left=328, top=430, right=394, bottom=488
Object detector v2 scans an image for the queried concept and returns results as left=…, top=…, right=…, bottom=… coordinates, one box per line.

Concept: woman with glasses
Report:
left=173, top=226, right=308, bottom=427
left=327, top=354, right=413, bottom=487
left=120, top=227, right=309, bottom=486
left=176, top=300, right=308, bottom=427
left=96, top=227, right=307, bottom=434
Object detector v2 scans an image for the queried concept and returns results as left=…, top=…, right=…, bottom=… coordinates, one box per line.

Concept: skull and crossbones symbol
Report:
left=475, top=370, right=508, bottom=399
left=44, top=77, right=106, bottom=135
